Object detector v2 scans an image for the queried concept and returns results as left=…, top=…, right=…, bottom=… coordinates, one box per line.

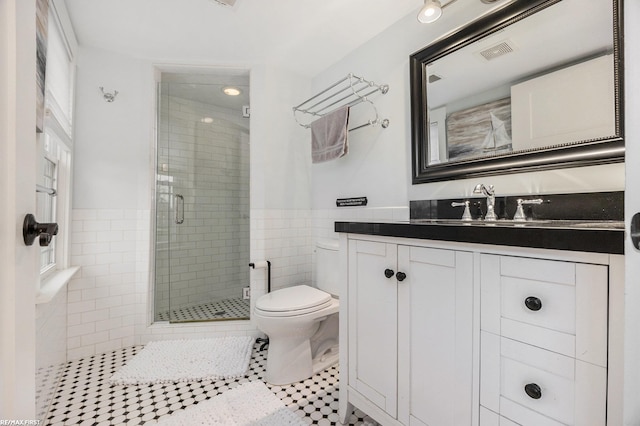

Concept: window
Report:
left=35, top=0, right=77, bottom=297
left=37, top=156, right=57, bottom=273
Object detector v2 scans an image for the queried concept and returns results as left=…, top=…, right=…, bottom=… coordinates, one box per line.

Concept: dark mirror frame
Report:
left=410, top=0, right=624, bottom=184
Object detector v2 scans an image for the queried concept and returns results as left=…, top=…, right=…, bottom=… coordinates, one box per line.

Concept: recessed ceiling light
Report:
left=222, top=86, right=242, bottom=96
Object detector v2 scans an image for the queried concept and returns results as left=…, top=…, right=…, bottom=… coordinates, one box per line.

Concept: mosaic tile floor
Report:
left=42, top=342, right=375, bottom=425
left=155, top=297, right=250, bottom=322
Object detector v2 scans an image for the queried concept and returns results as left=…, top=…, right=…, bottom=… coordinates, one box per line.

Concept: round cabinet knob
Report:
left=384, top=269, right=395, bottom=279
left=524, top=383, right=542, bottom=400
left=396, top=271, right=407, bottom=282
left=524, top=296, right=542, bottom=311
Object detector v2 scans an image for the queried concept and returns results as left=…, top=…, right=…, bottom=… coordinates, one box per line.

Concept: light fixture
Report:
left=222, top=86, right=242, bottom=96
left=417, top=0, right=461, bottom=24
left=417, top=0, right=442, bottom=23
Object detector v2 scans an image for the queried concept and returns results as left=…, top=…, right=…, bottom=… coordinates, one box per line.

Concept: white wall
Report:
left=68, top=47, right=153, bottom=359
left=36, top=288, right=67, bottom=419
left=73, top=47, right=153, bottom=210
left=68, top=47, right=315, bottom=359
left=249, top=65, right=314, bottom=296
left=250, top=65, right=312, bottom=210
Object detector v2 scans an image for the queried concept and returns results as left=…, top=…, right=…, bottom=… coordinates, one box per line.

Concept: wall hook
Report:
left=99, top=87, right=119, bottom=102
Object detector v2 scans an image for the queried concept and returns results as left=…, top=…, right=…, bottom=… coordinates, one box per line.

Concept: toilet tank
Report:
left=315, top=239, right=340, bottom=296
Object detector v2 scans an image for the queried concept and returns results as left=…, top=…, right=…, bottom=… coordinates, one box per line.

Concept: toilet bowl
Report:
left=254, top=239, right=340, bottom=385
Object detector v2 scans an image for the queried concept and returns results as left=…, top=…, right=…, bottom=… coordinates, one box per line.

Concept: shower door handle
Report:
left=174, top=194, right=184, bottom=224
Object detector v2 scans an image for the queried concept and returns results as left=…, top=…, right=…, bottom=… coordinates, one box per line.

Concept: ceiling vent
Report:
left=478, top=40, right=515, bottom=61
left=209, top=0, right=237, bottom=7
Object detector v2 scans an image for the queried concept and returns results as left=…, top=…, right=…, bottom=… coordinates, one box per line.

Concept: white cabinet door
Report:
left=397, top=246, right=474, bottom=426
left=348, top=239, right=398, bottom=418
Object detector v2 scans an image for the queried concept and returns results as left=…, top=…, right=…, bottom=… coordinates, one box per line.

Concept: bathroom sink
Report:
left=411, top=219, right=624, bottom=230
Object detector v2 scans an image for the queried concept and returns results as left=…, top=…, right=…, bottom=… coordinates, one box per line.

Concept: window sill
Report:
left=36, top=266, right=80, bottom=305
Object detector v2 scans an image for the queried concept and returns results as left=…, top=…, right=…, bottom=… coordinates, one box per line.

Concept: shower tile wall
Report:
left=155, top=94, right=250, bottom=318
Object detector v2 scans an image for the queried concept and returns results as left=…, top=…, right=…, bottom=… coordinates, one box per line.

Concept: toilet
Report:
left=254, top=239, right=340, bottom=385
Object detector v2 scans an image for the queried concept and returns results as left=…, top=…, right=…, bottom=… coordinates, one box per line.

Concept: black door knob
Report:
left=524, top=296, right=542, bottom=311
left=384, top=269, right=395, bottom=278
left=23, top=214, right=58, bottom=247
left=524, top=383, right=542, bottom=399
left=396, top=271, right=407, bottom=281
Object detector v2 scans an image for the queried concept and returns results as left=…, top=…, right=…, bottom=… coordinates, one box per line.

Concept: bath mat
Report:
left=109, top=336, right=254, bottom=385
left=153, top=381, right=306, bottom=426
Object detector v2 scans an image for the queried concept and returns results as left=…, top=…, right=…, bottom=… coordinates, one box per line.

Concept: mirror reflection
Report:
left=410, top=0, right=623, bottom=183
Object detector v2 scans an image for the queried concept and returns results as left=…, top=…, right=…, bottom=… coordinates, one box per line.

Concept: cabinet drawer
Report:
left=501, top=339, right=574, bottom=424
left=481, top=255, right=608, bottom=366
left=481, top=332, right=607, bottom=426
left=501, top=276, right=575, bottom=334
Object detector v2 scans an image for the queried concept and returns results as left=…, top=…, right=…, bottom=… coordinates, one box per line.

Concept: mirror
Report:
left=410, top=0, right=623, bottom=183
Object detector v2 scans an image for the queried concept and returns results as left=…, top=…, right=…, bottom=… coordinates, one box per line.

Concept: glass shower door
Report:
left=154, top=72, right=250, bottom=323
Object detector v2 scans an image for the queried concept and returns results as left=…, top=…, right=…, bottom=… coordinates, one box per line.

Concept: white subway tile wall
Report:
left=250, top=209, right=313, bottom=298
left=67, top=207, right=315, bottom=360
left=67, top=209, right=144, bottom=360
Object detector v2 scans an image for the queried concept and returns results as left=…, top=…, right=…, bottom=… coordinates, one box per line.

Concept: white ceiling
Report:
left=63, top=0, right=423, bottom=77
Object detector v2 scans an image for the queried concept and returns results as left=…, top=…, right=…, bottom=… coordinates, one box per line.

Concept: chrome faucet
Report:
left=473, top=183, right=497, bottom=221
left=513, top=198, right=544, bottom=221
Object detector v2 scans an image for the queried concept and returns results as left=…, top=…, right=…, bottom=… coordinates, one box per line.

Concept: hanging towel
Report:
left=311, top=106, right=350, bottom=163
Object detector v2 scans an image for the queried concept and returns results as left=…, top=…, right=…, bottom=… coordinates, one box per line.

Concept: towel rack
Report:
left=293, top=73, right=390, bottom=132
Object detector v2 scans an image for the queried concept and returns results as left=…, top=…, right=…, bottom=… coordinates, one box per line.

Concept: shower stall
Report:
left=154, top=70, right=250, bottom=323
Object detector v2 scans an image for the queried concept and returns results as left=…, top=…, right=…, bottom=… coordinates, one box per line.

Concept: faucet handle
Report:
left=513, top=198, right=545, bottom=221
left=451, top=200, right=473, bottom=221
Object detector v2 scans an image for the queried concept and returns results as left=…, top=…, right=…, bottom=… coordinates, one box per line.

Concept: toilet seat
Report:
left=255, top=285, right=333, bottom=317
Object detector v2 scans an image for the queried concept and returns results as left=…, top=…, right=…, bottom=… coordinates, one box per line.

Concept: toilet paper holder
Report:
left=249, top=260, right=271, bottom=293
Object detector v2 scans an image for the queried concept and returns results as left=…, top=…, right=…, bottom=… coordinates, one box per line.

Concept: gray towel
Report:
left=311, top=106, right=350, bottom=163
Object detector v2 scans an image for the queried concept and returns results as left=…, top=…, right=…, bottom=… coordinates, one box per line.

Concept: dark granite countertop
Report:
left=335, top=220, right=625, bottom=254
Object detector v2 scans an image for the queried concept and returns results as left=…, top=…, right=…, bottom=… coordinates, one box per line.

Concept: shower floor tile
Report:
left=155, top=297, right=250, bottom=322
left=43, top=342, right=374, bottom=425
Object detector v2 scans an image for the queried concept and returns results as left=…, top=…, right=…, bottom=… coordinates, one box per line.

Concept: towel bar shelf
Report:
left=293, top=73, right=389, bottom=132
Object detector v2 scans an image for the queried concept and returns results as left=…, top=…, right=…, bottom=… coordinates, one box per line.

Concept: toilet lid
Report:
left=255, top=285, right=332, bottom=313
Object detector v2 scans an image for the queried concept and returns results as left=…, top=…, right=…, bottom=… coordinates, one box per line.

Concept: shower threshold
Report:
left=156, top=297, right=250, bottom=323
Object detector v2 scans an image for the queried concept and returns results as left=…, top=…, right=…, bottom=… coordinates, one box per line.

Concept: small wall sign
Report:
left=336, top=197, right=368, bottom=207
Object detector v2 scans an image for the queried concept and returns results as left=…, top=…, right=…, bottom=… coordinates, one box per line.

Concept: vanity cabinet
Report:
left=479, top=255, right=608, bottom=426
left=345, top=237, right=475, bottom=426
left=338, top=230, right=622, bottom=426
